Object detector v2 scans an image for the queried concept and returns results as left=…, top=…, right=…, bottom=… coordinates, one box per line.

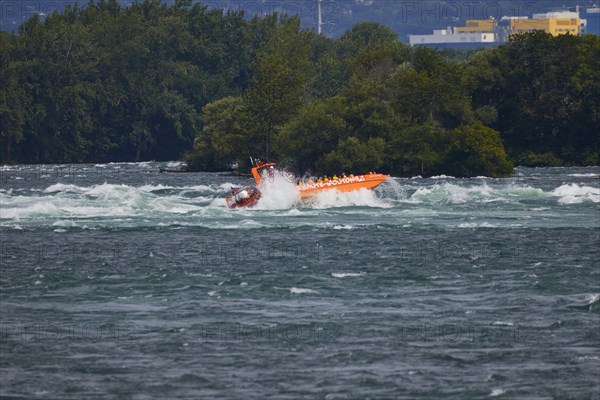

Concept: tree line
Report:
left=1, top=0, right=598, bottom=177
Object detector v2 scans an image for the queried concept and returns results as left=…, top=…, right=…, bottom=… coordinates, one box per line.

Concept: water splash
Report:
left=254, top=170, right=301, bottom=210
left=382, top=177, right=407, bottom=200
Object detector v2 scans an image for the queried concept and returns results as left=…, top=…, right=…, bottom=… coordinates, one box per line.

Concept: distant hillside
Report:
left=2, top=0, right=595, bottom=42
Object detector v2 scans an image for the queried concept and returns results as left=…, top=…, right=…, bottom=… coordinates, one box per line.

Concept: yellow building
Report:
left=455, top=19, right=499, bottom=41
left=455, top=20, right=498, bottom=34
left=511, top=17, right=583, bottom=36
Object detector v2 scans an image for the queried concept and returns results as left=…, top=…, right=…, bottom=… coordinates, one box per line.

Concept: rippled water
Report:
left=1, top=162, right=599, bottom=399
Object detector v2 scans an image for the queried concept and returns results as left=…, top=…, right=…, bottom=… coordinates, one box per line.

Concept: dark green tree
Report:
left=444, top=122, right=514, bottom=177
left=244, top=17, right=313, bottom=161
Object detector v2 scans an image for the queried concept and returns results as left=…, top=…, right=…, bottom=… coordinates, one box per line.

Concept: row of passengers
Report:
left=305, top=171, right=379, bottom=184
left=298, top=173, right=354, bottom=185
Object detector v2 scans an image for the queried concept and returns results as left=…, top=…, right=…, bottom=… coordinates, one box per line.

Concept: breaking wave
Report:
left=551, top=184, right=599, bottom=204
left=399, top=181, right=546, bottom=205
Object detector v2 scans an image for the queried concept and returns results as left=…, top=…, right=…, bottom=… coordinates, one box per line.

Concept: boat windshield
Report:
left=251, top=162, right=276, bottom=184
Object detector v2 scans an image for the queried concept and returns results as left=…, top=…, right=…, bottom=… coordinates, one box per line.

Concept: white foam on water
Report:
left=1, top=201, right=63, bottom=219
left=166, top=161, right=186, bottom=168
left=238, top=219, right=263, bottom=228
left=457, top=222, right=497, bottom=228
left=138, top=184, right=178, bottom=192
left=52, top=220, right=79, bottom=227
left=409, top=182, right=546, bottom=205
left=586, top=293, right=600, bottom=304
left=290, top=287, right=318, bottom=294
left=490, top=388, right=506, bottom=397
left=83, top=183, right=132, bottom=198
left=210, top=197, right=230, bottom=208
left=586, top=294, right=600, bottom=311
left=331, top=272, right=365, bottom=278
left=490, top=184, right=544, bottom=199
left=43, top=183, right=84, bottom=193
left=491, top=321, right=514, bottom=326
left=551, top=184, right=600, bottom=204
left=577, top=355, right=600, bottom=360
left=219, top=182, right=239, bottom=191
left=333, top=224, right=354, bottom=230
left=1, top=182, right=207, bottom=221
left=309, top=188, right=391, bottom=209
left=184, top=184, right=220, bottom=193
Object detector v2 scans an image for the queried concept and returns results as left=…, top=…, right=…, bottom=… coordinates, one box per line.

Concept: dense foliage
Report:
left=1, top=0, right=272, bottom=164
left=467, top=32, right=600, bottom=166
left=1, top=0, right=598, bottom=177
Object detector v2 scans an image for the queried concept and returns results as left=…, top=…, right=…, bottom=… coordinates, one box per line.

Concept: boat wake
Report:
left=305, top=188, right=392, bottom=209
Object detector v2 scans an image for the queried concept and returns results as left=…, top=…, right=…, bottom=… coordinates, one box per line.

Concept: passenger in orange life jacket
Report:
left=323, top=175, right=329, bottom=183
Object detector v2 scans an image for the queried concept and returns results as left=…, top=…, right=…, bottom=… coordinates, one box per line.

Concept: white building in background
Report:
left=409, top=28, right=496, bottom=47
left=409, top=8, right=592, bottom=49
left=533, top=11, right=580, bottom=19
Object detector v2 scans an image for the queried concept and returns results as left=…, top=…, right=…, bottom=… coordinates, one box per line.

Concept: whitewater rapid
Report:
left=0, top=163, right=598, bottom=230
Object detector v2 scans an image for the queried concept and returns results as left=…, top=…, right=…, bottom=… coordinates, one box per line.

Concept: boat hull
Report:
left=299, top=174, right=389, bottom=199
left=226, top=188, right=261, bottom=208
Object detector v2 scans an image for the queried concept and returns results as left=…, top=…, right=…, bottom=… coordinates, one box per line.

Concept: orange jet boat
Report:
left=296, top=172, right=389, bottom=199
left=226, top=160, right=389, bottom=208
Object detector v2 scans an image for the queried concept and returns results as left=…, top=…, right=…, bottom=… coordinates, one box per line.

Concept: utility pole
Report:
left=317, top=0, right=322, bottom=35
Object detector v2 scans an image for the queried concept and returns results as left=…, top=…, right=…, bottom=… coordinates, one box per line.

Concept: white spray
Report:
left=254, top=169, right=302, bottom=210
